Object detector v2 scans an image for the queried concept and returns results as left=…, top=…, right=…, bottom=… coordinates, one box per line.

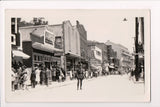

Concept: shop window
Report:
left=41, top=56, right=43, bottom=61
left=38, top=56, right=40, bottom=61
left=34, top=55, right=37, bottom=61
left=96, top=51, right=101, bottom=56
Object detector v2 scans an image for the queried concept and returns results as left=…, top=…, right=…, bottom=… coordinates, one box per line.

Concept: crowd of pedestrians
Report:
left=11, top=61, right=66, bottom=91
left=11, top=61, right=140, bottom=92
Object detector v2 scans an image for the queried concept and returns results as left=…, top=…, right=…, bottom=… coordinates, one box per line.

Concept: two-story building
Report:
left=20, top=25, right=63, bottom=70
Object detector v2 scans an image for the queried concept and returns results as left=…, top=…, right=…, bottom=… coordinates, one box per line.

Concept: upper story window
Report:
left=96, top=51, right=101, bottom=56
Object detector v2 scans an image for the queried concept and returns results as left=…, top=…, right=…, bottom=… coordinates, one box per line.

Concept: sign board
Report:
left=55, top=36, right=62, bottom=49
left=45, top=30, right=55, bottom=45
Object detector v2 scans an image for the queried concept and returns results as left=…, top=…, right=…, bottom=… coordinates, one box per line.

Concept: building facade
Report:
left=63, top=21, right=81, bottom=72
left=105, top=40, right=132, bottom=72
left=106, top=45, right=119, bottom=68
left=87, top=44, right=102, bottom=68
left=87, top=40, right=108, bottom=63
left=76, top=21, right=88, bottom=68
left=11, top=18, right=30, bottom=67
left=20, top=25, right=63, bottom=70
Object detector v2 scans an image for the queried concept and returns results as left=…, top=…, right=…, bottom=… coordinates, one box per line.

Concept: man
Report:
left=30, top=70, right=36, bottom=88
left=45, top=68, right=50, bottom=86
left=77, top=63, right=84, bottom=90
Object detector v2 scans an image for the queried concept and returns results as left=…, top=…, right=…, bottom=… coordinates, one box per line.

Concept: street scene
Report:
left=9, top=75, right=144, bottom=102
left=9, top=10, right=147, bottom=102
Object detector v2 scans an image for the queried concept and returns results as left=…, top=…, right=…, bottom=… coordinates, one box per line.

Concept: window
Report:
left=55, top=36, right=62, bottom=49
left=11, top=36, right=14, bottom=42
left=38, top=56, right=40, bottom=61
left=34, top=55, right=37, bottom=61
left=96, top=51, right=101, bottom=56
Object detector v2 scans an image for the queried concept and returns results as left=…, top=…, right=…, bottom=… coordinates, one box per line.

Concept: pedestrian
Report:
left=30, top=70, right=36, bottom=88
left=35, top=66, right=41, bottom=85
left=77, top=63, right=84, bottom=90
left=85, top=69, right=89, bottom=79
left=61, top=67, right=66, bottom=82
left=69, top=67, right=73, bottom=80
left=52, top=67, right=57, bottom=81
left=45, top=67, right=50, bottom=86
left=56, top=67, right=60, bottom=82
left=11, top=67, right=16, bottom=91
left=129, top=68, right=135, bottom=81
left=19, top=67, right=25, bottom=90
left=23, top=67, right=30, bottom=90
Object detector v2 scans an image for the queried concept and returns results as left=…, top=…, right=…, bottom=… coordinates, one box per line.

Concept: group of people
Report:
left=12, top=61, right=114, bottom=91
left=11, top=61, right=66, bottom=91
left=11, top=65, right=30, bottom=91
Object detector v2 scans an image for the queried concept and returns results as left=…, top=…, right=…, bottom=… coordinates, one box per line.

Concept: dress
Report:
left=23, top=68, right=31, bottom=85
left=35, top=69, right=41, bottom=82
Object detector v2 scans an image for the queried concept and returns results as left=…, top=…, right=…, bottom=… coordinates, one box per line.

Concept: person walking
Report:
left=77, top=63, right=84, bottom=90
left=35, top=66, right=41, bottom=85
left=45, top=68, right=50, bottom=86
left=11, top=67, right=16, bottom=91
left=30, top=70, right=36, bottom=88
left=56, top=67, right=60, bottom=82
left=69, top=67, right=73, bottom=80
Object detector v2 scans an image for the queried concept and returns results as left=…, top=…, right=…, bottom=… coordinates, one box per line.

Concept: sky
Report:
left=20, top=9, right=149, bottom=52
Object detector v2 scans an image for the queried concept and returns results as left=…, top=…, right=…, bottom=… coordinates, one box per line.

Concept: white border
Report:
left=0, top=1, right=159, bottom=107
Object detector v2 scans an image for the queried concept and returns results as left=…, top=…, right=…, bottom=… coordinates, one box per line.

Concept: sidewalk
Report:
left=12, top=77, right=97, bottom=94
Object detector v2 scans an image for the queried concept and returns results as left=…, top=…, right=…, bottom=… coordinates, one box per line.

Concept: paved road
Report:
left=8, top=74, right=145, bottom=102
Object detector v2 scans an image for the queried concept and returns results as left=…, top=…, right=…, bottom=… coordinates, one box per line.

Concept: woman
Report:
left=23, top=67, right=30, bottom=90
left=35, top=67, right=41, bottom=85
left=77, top=64, right=84, bottom=90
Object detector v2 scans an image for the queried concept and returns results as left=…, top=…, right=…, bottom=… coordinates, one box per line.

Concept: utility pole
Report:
left=135, top=17, right=139, bottom=81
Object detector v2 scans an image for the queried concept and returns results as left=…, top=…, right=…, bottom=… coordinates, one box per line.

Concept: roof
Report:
left=31, top=27, right=46, bottom=37
left=47, top=25, right=63, bottom=36
left=19, top=25, right=46, bottom=41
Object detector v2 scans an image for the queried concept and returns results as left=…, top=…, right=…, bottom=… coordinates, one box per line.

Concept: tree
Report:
left=18, top=17, right=48, bottom=27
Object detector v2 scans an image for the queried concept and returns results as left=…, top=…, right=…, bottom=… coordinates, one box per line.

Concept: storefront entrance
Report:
left=45, top=62, right=50, bottom=69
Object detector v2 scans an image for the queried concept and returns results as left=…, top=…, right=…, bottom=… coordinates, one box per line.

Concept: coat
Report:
left=30, top=71, right=36, bottom=81
left=77, top=69, right=84, bottom=80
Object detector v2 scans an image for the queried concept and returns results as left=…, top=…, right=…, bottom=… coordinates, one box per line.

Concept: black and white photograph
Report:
left=5, top=9, right=150, bottom=102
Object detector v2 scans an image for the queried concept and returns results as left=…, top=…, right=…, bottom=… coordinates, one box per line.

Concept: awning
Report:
left=90, top=64, right=98, bottom=70
left=12, top=50, right=30, bottom=59
left=65, top=52, right=81, bottom=58
left=122, top=52, right=132, bottom=57
left=109, top=65, right=114, bottom=69
left=32, top=42, right=63, bottom=53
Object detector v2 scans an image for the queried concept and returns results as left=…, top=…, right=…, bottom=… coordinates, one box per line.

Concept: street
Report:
left=8, top=74, right=145, bottom=102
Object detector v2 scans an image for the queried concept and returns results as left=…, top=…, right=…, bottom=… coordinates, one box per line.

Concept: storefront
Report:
left=65, top=53, right=80, bottom=72
left=32, top=42, right=62, bottom=70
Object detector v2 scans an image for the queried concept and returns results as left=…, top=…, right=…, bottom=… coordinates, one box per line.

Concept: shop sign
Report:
left=45, top=30, right=55, bottom=45
left=55, top=36, right=63, bottom=49
left=54, top=52, right=63, bottom=56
